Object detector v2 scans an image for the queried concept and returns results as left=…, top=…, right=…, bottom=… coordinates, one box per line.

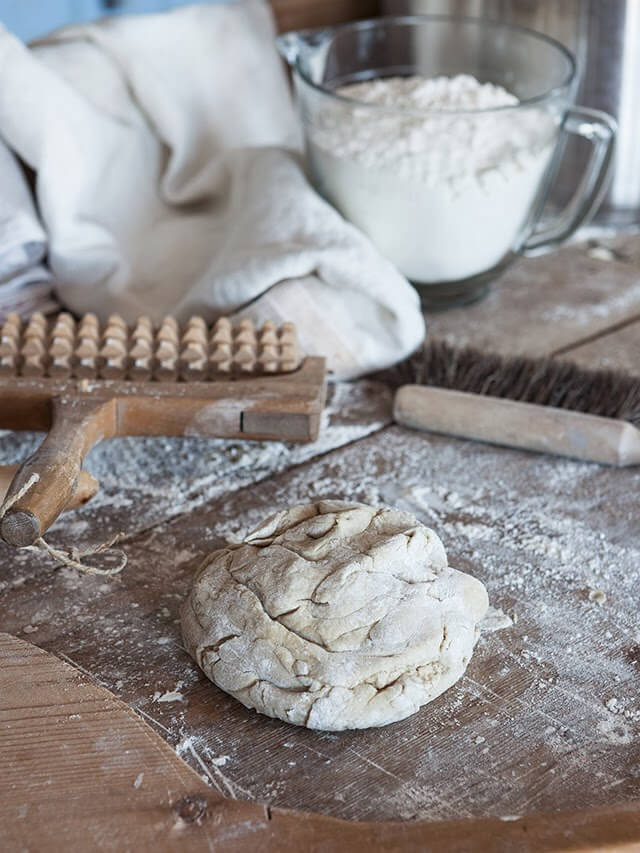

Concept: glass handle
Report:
left=276, top=29, right=331, bottom=65
left=523, top=107, right=617, bottom=254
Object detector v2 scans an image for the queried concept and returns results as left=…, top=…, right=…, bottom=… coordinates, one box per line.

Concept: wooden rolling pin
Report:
left=0, top=465, right=98, bottom=511
left=393, top=386, right=640, bottom=466
left=0, top=312, right=325, bottom=548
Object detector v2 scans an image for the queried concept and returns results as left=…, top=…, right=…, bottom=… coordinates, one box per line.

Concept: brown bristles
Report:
left=381, top=340, right=640, bottom=426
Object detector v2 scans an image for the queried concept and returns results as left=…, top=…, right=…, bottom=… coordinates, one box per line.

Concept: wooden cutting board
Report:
left=2, top=235, right=640, bottom=850
left=2, top=633, right=640, bottom=852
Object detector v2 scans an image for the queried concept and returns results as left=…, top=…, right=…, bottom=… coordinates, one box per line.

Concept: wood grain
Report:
left=2, top=235, right=640, bottom=847
left=1, top=398, right=116, bottom=547
left=3, top=633, right=639, bottom=852
left=0, top=357, right=326, bottom=545
left=559, top=319, right=640, bottom=374
left=1, top=423, right=639, bottom=828
left=393, top=384, right=640, bottom=465
left=426, top=234, right=640, bottom=369
left=0, top=465, right=97, bottom=509
left=0, top=379, right=393, bottom=548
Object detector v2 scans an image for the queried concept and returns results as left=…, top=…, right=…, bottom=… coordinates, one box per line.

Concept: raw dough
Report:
left=181, top=501, right=488, bottom=730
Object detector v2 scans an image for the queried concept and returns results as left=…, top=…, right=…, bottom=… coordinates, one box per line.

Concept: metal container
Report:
left=384, top=0, right=640, bottom=227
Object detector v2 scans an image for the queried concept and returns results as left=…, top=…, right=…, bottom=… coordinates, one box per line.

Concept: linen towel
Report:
left=0, top=138, right=55, bottom=317
left=0, top=1, right=424, bottom=378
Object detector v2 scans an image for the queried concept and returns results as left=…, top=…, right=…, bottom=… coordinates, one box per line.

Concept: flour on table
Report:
left=154, top=681, right=185, bottom=703
left=479, top=606, right=514, bottom=633
left=588, top=588, right=607, bottom=605
left=2, top=388, right=638, bottom=824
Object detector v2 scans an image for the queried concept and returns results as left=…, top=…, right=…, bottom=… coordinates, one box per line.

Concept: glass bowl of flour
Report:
left=278, top=16, right=616, bottom=308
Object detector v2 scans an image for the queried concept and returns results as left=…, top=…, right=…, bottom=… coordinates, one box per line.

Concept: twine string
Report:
left=0, top=473, right=126, bottom=576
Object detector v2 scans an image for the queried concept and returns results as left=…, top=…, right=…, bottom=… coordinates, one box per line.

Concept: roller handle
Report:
left=1, top=398, right=116, bottom=547
left=0, top=466, right=98, bottom=510
left=393, top=385, right=640, bottom=467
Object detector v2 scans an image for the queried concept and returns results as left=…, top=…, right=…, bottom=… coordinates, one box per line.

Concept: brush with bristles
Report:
left=0, top=312, right=326, bottom=549
left=392, top=341, right=640, bottom=466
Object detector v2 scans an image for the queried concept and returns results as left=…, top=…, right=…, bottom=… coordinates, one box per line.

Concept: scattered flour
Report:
left=589, top=589, right=607, bottom=605
left=587, top=245, right=617, bottom=262
left=542, top=278, right=640, bottom=326
left=154, top=681, right=185, bottom=703
left=598, top=718, right=633, bottom=745
left=1, top=385, right=637, bottom=825
left=480, top=606, right=514, bottom=633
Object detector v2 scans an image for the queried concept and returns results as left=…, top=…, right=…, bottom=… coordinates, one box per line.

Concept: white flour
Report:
left=307, top=75, right=557, bottom=282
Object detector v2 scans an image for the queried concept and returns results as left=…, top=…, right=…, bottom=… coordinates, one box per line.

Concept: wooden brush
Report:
left=392, top=341, right=640, bottom=466
left=0, top=312, right=326, bottom=548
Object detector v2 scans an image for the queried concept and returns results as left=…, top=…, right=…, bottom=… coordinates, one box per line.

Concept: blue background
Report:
left=0, top=1, right=223, bottom=42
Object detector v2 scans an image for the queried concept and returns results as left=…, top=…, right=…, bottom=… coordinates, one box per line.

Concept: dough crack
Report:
left=197, top=635, right=240, bottom=668
left=182, top=501, right=488, bottom=730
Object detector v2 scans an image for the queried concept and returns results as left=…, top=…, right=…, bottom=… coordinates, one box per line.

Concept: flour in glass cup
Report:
left=306, top=75, right=558, bottom=283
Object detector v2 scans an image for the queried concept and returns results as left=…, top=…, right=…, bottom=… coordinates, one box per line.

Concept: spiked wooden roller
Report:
left=0, top=312, right=326, bottom=548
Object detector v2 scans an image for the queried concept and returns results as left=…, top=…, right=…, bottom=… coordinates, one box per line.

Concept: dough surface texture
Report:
left=181, top=501, right=488, bottom=730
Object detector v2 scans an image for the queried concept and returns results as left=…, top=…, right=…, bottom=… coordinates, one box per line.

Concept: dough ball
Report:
left=181, top=501, right=488, bottom=731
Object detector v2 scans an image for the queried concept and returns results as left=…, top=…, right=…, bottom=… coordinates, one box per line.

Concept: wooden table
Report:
left=2, top=234, right=639, bottom=850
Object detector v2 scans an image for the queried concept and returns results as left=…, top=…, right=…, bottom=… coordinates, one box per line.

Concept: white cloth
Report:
left=0, top=138, right=55, bottom=318
left=0, top=1, right=424, bottom=377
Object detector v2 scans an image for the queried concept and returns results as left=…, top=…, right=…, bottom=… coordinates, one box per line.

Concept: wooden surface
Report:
left=566, top=320, right=640, bottom=373
left=5, top=634, right=640, bottom=853
left=426, top=234, right=640, bottom=360
left=3, top=633, right=640, bottom=853
left=1, top=234, right=639, bottom=848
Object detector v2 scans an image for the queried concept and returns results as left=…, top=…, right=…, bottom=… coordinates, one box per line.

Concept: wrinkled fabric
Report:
left=0, top=1, right=424, bottom=377
left=0, top=138, right=54, bottom=317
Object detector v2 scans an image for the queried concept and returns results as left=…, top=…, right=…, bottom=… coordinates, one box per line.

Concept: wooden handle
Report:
left=393, top=385, right=640, bottom=467
left=0, top=466, right=98, bottom=510
left=1, top=398, right=116, bottom=547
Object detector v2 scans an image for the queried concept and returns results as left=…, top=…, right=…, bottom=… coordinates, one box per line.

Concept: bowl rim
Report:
left=288, top=13, right=577, bottom=115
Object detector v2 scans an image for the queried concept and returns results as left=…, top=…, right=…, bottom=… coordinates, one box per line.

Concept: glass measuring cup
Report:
left=278, top=16, right=617, bottom=309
